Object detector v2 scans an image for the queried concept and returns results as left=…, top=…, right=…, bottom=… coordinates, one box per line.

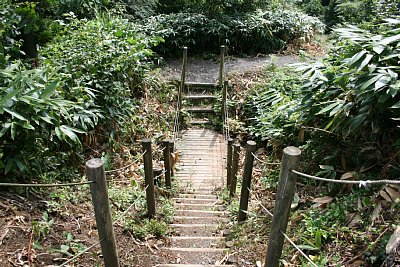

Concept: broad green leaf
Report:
left=15, top=121, right=35, bottom=130
left=357, top=54, right=373, bottom=71
left=40, top=80, right=59, bottom=99
left=59, top=125, right=82, bottom=144
left=0, top=87, right=21, bottom=106
left=375, top=76, right=391, bottom=91
left=360, top=74, right=384, bottom=90
left=391, top=102, right=400, bottom=109
left=349, top=50, right=367, bottom=68
left=379, top=34, right=400, bottom=46
left=0, top=123, right=11, bottom=138
left=373, top=45, right=385, bottom=54
left=3, top=107, right=28, bottom=121
left=316, top=102, right=340, bottom=115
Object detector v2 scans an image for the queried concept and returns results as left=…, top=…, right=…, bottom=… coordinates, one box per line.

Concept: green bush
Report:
left=244, top=67, right=303, bottom=142
left=41, top=16, right=163, bottom=126
left=0, top=61, right=101, bottom=176
left=144, top=10, right=324, bottom=55
left=295, top=19, right=400, bottom=173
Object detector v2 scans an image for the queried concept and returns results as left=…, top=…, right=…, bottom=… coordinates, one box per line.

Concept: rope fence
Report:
left=0, top=181, right=93, bottom=188
left=251, top=152, right=281, bottom=166
left=292, top=169, right=400, bottom=186
left=247, top=145, right=400, bottom=267
left=257, top=200, right=318, bottom=267
left=105, top=150, right=147, bottom=174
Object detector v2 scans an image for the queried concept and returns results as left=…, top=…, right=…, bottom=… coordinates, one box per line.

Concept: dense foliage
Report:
left=146, top=9, right=324, bottom=55
left=0, top=13, right=165, bottom=177
left=41, top=16, right=162, bottom=125
left=245, top=19, right=400, bottom=177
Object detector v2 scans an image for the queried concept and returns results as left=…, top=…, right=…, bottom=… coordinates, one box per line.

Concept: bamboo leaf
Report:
left=40, top=80, right=59, bottom=99
left=3, top=107, right=28, bottom=121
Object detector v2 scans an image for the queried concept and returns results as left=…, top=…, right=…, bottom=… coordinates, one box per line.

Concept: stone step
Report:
left=185, top=106, right=215, bottom=114
left=177, top=194, right=218, bottom=199
left=184, top=94, right=217, bottom=100
left=169, top=236, right=224, bottom=248
left=159, top=248, right=227, bottom=265
left=175, top=209, right=224, bottom=217
left=174, top=198, right=219, bottom=204
left=157, top=265, right=235, bottom=267
left=173, top=216, right=222, bottom=224
left=171, top=223, right=220, bottom=236
left=187, top=119, right=213, bottom=125
left=174, top=203, right=225, bottom=211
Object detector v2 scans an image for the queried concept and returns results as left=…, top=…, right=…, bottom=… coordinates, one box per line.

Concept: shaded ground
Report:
left=160, top=55, right=299, bottom=83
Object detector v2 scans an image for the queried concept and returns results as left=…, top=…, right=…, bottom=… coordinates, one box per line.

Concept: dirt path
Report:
left=159, top=54, right=299, bottom=83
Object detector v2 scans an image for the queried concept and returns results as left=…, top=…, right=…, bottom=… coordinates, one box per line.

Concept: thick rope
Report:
left=256, top=200, right=318, bottom=267
left=292, top=170, right=400, bottom=186
left=251, top=152, right=281, bottom=166
left=0, top=181, right=93, bottom=188
left=105, top=150, right=147, bottom=174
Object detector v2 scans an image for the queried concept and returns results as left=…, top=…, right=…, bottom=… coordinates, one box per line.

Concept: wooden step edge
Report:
left=170, top=223, right=218, bottom=228
left=187, top=119, right=213, bottom=125
left=162, top=247, right=227, bottom=252
left=185, top=107, right=215, bottom=113
left=175, top=210, right=224, bottom=214
left=174, top=203, right=223, bottom=207
left=177, top=194, right=218, bottom=199
left=183, top=95, right=217, bottom=100
left=156, top=264, right=236, bottom=267
left=170, top=236, right=224, bottom=240
left=173, top=198, right=219, bottom=202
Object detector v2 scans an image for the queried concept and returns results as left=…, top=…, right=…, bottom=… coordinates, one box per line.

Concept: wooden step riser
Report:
left=169, top=237, right=224, bottom=249
left=158, top=250, right=227, bottom=265
left=174, top=204, right=225, bottom=211
left=173, top=216, right=223, bottom=224
left=175, top=210, right=224, bottom=217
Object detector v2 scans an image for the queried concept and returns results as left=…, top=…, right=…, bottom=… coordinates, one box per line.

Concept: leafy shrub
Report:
left=244, top=67, right=303, bottom=142
left=295, top=19, right=400, bottom=174
left=41, top=16, right=163, bottom=126
left=144, top=10, right=324, bottom=55
left=0, top=61, right=101, bottom=175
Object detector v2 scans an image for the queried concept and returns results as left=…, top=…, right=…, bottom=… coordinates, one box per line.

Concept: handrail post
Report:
left=86, top=159, right=119, bottom=267
left=226, top=138, right=233, bottom=188
left=222, top=80, right=228, bottom=124
left=265, top=146, right=301, bottom=267
left=142, top=139, right=156, bottom=217
left=229, top=143, right=241, bottom=197
left=219, top=45, right=225, bottom=87
left=179, top=46, right=188, bottom=111
left=238, top=141, right=257, bottom=222
left=169, top=141, right=175, bottom=177
left=163, top=139, right=172, bottom=189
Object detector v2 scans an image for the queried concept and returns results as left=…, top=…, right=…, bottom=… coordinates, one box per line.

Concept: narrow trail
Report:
left=158, top=129, right=234, bottom=267
left=160, top=55, right=299, bottom=83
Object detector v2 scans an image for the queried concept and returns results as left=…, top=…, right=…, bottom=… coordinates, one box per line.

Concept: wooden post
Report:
left=229, top=143, right=240, bottom=197
left=142, top=139, right=156, bottom=218
left=238, top=141, right=257, bottom=222
left=226, top=138, right=233, bottom=188
left=86, top=159, right=119, bottom=267
left=163, top=140, right=172, bottom=189
left=265, top=146, right=301, bottom=267
left=179, top=47, right=188, bottom=111
left=222, top=80, right=228, bottom=124
left=219, top=45, right=225, bottom=87
left=169, top=141, right=175, bottom=177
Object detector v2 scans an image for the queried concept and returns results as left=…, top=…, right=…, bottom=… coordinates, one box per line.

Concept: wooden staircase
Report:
left=157, top=129, right=234, bottom=267
left=182, top=82, right=220, bottom=126
left=178, top=46, right=226, bottom=127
